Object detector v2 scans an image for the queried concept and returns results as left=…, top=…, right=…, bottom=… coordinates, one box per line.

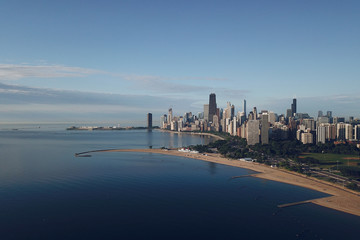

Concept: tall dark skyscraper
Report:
left=261, top=114, right=269, bottom=144
left=243, top=99, right=247, bottom=117
left=208, top=93, right=217, bottom=122
left=147, top=113, right=152, bottom=129
left=291, top=98, right=297, bottom=116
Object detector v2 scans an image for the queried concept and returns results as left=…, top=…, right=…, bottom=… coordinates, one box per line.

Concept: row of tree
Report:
left=190, top=136, right=360, bottom=168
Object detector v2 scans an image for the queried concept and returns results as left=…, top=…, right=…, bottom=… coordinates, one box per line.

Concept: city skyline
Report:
left=0, top=1, right=359, bottom=124
left=160, top=93, right=360, bottom=147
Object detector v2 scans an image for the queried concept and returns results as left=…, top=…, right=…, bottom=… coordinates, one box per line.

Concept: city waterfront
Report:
left=0, top=127, right=359, bottom=239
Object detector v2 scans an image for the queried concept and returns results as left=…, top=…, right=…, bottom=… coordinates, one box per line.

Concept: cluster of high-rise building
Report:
left=159, top=93, right=360, bottom=146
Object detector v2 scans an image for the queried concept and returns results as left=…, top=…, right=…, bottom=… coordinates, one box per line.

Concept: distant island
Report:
left=67, top=126, right=159, bottom=131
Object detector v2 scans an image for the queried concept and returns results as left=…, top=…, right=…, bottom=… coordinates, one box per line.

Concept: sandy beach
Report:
left=76, top=148, right=360, bottom=217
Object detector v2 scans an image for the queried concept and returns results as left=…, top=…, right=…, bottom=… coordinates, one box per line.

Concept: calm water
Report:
left=0, top=127, right=359, bottom=239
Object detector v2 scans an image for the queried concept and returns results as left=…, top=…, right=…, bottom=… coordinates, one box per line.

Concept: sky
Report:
left=0, top=0, right=359, bottom=125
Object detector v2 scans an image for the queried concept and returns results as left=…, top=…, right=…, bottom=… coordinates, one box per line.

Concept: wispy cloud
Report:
left=0, top=63, right=227, bottom=83
left=0, top=64, right=104, bottom=80
left=0, top=63, right=253, bottom=121
left=120, top=74, right=246, bottom=98
left=0, top=83, right=196, bottom=112
left=121, top=74, right=227, bottom=83
left=0, top=63, right=233, bottom=96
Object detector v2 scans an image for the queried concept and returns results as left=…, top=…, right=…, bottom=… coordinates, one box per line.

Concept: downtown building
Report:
left=147, top=113, right=152, bottom=129
left=208, top=93, right=217, bottom=123
left=159, top=94, right=359, bottom=147
left=246, top=120, right=260, bottom=145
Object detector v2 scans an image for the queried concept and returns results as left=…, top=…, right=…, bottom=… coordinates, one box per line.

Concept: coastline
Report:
left=76, top=148, right=360, bottom=217
left=159, top=129, right=225, bottom=140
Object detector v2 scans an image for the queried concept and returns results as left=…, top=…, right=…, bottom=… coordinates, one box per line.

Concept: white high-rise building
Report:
left=301, top=132, right=313, bottom=144
left=170, top=121, right=178, bottom=131
left=178, top=119, right=184, bottom=132
left=203, top=104, right=209, bottom=121
left=225, top=102, right=232, bottom=119
left=168, top=108, right=173, bottom=123
left=233, top=117, right=237, bottom=136
left=296, top=129, right=302, bottom=141
left=225, top=118, right=230, bottom=133
left=345, top=124, right=353, bottom=140
left=228, top=120, right=233, bottom=135
left=317, top=124, right=326, bottom=144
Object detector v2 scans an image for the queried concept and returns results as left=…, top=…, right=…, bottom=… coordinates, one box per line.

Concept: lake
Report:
left=0, top=126, right=359, bottom=239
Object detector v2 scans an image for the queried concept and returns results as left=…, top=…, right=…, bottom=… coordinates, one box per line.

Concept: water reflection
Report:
left=147, top=130, right=153, bottom=148
left=178, top=133, right=183, bottom=147
left=208, top=162, right=217, bottom=175
left=169, top=132, right=175, bottom=148
left=203, top=136, right=212, bottom=145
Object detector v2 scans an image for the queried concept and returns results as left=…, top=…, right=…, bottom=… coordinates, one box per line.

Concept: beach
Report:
left=76, top=148, right=360, bottom=217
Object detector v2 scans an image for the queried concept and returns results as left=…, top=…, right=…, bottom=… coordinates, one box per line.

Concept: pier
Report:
left=230, top=174, right=259, bottom=179
left=278, top=200, right=311, bottom=208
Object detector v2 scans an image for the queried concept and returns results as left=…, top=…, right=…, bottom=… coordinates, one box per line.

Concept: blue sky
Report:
left=0, top=0, right=359, bottom=125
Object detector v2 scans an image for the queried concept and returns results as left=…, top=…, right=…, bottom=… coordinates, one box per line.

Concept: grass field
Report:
left=300, top=153, right=360, bottom=168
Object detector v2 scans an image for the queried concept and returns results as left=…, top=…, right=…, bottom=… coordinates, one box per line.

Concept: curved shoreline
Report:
left=159, top=129, right=225, bottom=140
left=75, top=148, right=360, bottom=217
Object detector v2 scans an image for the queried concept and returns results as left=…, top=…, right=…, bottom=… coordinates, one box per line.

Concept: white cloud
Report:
left=0, top=104, right=161, bottom=114
left=0, top=82, right=196, bottom=113
left=0, top=64, right=104, bottom=80
left=0, top=63, right=233, bottom=97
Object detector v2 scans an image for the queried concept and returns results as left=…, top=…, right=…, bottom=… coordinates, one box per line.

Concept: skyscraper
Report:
left=303, top=118, right=315, bottom=131
left=286, top=109, right=292, bottom=119
left=147, top=113, right=152, bottom=129
left=243, top=99, right=247, bottom=119
left=246, top=120, right=260, bottom=145
left=318, top=110, right=323, bottom=117
left=355, top=125, right=360, bottom=140
left=326, top=111, right=332, bottom=118
left=160, top=114, right=167, bottom=128
left=260, top=114, right=269, bottom=144
left=337, top=123, right=346, bottom=140
left=345, top=124, right=353, bottom=140
left=204, top=104, right=209, bottom=121
left=291, top=98, right=297, bottom=116
left=168, top=108, right=173, bottom=123
left=225, top=102, right=233, bottom=119
left=317, top=124, right=326, bottom=144
left=208, top=93, right=217, bottom=123
left=327, top=111, right=333, bottom=123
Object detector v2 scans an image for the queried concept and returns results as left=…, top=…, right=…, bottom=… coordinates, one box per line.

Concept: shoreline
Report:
left=76, top=148, right=360, bottom=217
left=159, top=129, right=225, bottom=140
